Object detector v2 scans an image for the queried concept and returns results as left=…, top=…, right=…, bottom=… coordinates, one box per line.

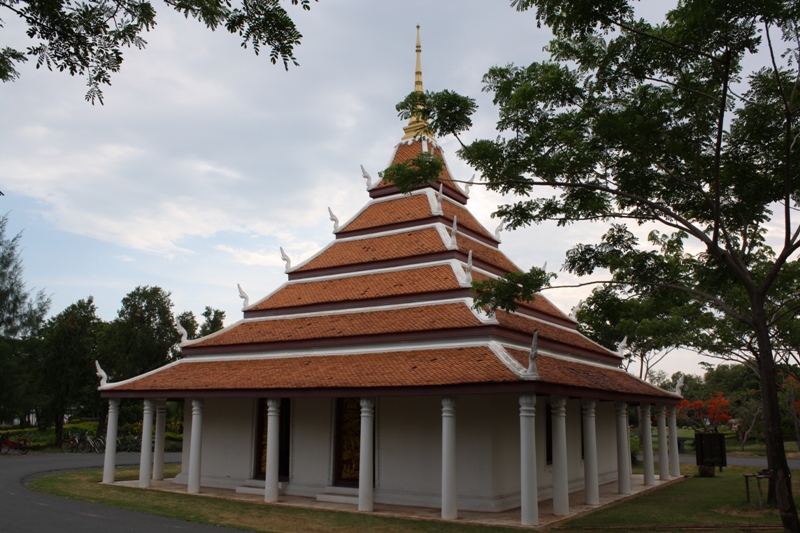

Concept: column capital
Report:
left=442, top=396, right=457, bottom=409
left=267, top=397, right=281, bottom=412
left=360, top=398, right=375, bottom=410
left=156, top=399, right=167, bottom=413
left=192, top=399, right=204, bottom=413
left=108, top=398, right=120, bottom=413
left=581, top=398, right=596, bottom=415
left=519, top=394, right=536, bottom=407
left=143, top=398, right=155, bottom=413
left=615, top=401, right=628, bottom=414
left=641, top=402, right=652, bottom=416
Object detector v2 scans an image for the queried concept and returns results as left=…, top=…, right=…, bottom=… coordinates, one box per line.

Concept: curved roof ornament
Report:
left=280, top=247, right=292, bottom=272
left=237, top=283, right=250, bottom=309
left=616, top=336, right=628, bottom=357
left=448, top=216, right=458, bottom=249
left=95, top=360, right=109, bottom=387
left=525, top=331, right=541, bottom=379
left=464, top=174, right=475, bottom=197
left=328, top=207, right=340, bottom=232
left=361, top=165, right=374, bottom=190
left=464, top=250, right=473, bottom=284
left=433, top=183, right=444, bottom=215
left=494, top=220, right=505, bottom=242
left=176, top=321, right=189, bottom=343
left=569, top=299, right=584, bottom=320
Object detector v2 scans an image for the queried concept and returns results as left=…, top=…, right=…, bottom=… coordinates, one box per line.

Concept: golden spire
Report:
left=402, top=25, right=432, bottom=141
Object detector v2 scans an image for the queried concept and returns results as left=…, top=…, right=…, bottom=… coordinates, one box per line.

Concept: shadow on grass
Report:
left=553, top=465, right=787, bottom=533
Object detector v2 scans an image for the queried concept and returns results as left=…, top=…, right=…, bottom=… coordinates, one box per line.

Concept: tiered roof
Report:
left=101, top=29, right=677, bottom=405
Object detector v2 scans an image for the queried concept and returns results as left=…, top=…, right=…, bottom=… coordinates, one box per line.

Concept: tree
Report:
left=0, top=214, right=49, bottom=426
left=38, top=297, right=101, bottom=445
left=0, top=215, right=49, bottom=338
left=575, top=285, right=697, bottom=380
left=102, top=285, right=180, bottom=380
left=199, top=306, right=225, bottom=337
left=176, top=310, right=199, bottom=340
left=382, top=1, right=800, bottom=526
left=0, top=0, right=318, bottom=103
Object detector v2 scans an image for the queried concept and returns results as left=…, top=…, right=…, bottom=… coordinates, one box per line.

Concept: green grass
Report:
left=28, top=464, right=796, bottom=533
left=28, top=466, right=519, bottom=533
left=557, top=465, right=791, bottom=532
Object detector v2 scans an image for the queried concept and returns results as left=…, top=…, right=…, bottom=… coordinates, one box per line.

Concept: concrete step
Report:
left=235, top=480, right=284, bottom=495
left=316, top=485, right=358, bottom=505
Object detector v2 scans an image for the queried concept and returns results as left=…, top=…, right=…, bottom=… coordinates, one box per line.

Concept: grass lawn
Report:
left=28, top=464, right=795, bottom=533
left=557, top=465, right=792, bottom=532
left=28, top=465, right=519, bottom=533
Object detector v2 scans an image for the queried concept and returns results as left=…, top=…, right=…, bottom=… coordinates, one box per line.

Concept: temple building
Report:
left=99, top=28, right=682, bottom=527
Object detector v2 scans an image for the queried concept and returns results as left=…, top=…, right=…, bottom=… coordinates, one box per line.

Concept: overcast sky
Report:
left=0, top=0, right=716, bottom=378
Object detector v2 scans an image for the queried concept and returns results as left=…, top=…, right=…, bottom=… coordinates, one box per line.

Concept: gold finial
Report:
left=402, top=24, right=432, bottom=141
left=414, top=24, right=423, bottom=94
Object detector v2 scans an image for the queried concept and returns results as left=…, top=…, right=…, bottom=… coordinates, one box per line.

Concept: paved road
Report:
left=678, top=454, right=800, bottom=469
left=0, top=451, right=242, bottom=533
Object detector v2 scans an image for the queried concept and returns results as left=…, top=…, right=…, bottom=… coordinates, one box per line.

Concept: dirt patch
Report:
left=786, top=451, right=800, bottom=459
left=728, top=452, right=760, bottom=458
left=715, top=504, right=775, bottom=519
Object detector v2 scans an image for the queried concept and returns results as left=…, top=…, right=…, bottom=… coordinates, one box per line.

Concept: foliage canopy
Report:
left=0, top=0, right=317, bottom=102
left=383, top=0, right=800, bottom=527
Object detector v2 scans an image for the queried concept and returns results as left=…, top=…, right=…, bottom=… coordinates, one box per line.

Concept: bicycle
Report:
left=1, top=434, right=30, bottom=454
left=61, top=432, right=80, bottom=453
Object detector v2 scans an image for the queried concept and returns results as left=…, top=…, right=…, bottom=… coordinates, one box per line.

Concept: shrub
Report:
left=630, top=434, right=642, bottom=466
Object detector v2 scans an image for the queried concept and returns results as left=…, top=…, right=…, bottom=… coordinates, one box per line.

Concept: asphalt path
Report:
left=0, top=451, right=243, bottom=533
left=678, top=454, right=800, bottom=469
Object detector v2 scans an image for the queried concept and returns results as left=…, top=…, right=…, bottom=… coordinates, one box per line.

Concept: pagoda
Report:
left=99, top=27, right=681, bottom=526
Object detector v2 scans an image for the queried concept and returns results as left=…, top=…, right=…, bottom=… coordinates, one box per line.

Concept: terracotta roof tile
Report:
left=373, top=140, right=459, bottom=194
left=252, top=265, right=462, bottom=310
left=442, top=202, right=495, bottom=240
left=340, top=194, right=495, bottom=240
left=495, top=310, right=616, bottom=358
left=341, top=195, right=433, bottom=232
left=108, top=347, right=515, bottom=391
left=107, top=346, right=674, bottom=400
left=294, top=228, right=446, bottom=272
left=458, top=238, right=520, bottom=273
left=189, top=302, right=481, bottom=348
left=507, top=348, right=674, bottom=398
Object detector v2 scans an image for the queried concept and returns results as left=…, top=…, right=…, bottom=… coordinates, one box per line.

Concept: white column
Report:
left=138, top=399, right=154, bottom=488
left=188, top=399, right=204, bottom=494
left=519, top=395, right=538, bottom=526
left=153, top=399, right=166, bottom=481
left=359, top=398, right=375, bottom=512
left=657, top=405, right=669, bottom=481
left=582, top=399, right=599, bottom=505
left=264, top=398, right=281, bottom=503
left=615, top=402, right=631, bottom=494
left=668, top=405, right=681, bottom=478
left=641, top=403, right=655, bottom=486
left=441, top=397, right=457, bottom=520
left=102, top=399, right=119, bottom=484
left=551, top=395, right=569, bottom=516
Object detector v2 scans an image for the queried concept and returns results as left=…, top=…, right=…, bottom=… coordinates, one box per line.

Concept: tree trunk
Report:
left=54, top=410, right=64, bottom=447
left=96, top=400, right=108, bottom=441
left=752, top=306, right=799, bottom=531
left=790, top=386, right=800, bottom=449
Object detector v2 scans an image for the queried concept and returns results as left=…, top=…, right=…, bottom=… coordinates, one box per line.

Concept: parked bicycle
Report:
left=60, top=431, right=81, bottom=453
left=1, top=434, right=30, bottom=454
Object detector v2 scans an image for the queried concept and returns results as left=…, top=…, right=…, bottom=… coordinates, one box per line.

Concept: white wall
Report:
left=285, top=397, right=333, bottom=497
left=197, top=398, right=256, bottom=489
